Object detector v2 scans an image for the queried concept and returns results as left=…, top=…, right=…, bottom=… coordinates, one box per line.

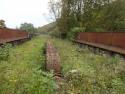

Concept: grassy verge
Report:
left=0, top=35, right=55, bottom=94
left=52, top=38, right=125, bottom=94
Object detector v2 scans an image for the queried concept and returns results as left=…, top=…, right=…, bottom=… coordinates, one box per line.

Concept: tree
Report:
left=20, top=23, right=37, bottom=34
left=49, top=0, right=62, bottom=21
left=0, top=20, right=6, bottom=28
left=103, top=0, right=125, bottom=31
left=49, top=0, right=125, bottom=38
left=49, top=0, right=63, bottom=38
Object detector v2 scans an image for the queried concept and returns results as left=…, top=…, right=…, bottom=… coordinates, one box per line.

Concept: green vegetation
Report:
left=52, top=38, right=125, bottom=94
left=0, top=19, right=6, bottom=28
left=1, top=0, right=125, bottom=93
left=20, top=23, right=37, bottom=35
left=0, top=44, right=12, bottom=62
left=0, top=35, right=55, bottom=94
left=49, top=0, right=125, bottom=38
left=67, top=27, right=85, bottom=40
left=0, top=34, right=125, bottom=94
left=38, top=22, right=56, bottom=34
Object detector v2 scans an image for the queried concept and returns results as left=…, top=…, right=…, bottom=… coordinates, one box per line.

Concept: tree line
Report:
left=0, top=20, right=37, bottom=36
left=49, top=0, right=125, bottom=38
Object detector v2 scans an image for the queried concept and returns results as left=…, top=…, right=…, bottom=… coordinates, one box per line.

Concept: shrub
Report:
left=67, top=27, right=85, bottom=40
left=114, top=20, right=125, bottom=31
left=20, top=23, right=37, bottom=37
left=0, top=44, right=12, bottom=61
left=52, top=38, right=125, bottom=94
left=49, top=29, right=61, bottom=38
left=23, top=70, right=56, bottom=94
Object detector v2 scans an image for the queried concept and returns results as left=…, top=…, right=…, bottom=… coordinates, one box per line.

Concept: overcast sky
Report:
left=0, top=0, right=52, bottom=28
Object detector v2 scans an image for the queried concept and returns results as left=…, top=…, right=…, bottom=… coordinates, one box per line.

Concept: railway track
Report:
left=46, top=41, right=63, bottom=94
left=46, top=41, right=61, bottom=77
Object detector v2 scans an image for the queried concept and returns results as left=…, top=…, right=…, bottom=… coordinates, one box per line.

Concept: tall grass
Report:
left=52, top=38, right=125, bottom=94
left=0, top=35, right=56, bottom=94
left=1, top=36, right=125, bottom=94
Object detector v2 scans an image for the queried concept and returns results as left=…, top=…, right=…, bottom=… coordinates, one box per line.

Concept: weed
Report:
left=0, top=35, right=56, bottom=94
left=52, top=38, right=125, bottom=94
left=0, top=44, right=12, bottom=62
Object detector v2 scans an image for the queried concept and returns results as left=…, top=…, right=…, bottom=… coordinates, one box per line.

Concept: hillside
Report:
left=38, top=22, right=56, bottom=33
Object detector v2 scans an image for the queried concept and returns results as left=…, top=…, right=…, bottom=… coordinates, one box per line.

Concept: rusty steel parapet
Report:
left=76, top=32, right=125, bottom=49
left=75, top=32, right=125, bottom=55
left=0, top=28, right=29, bottom=44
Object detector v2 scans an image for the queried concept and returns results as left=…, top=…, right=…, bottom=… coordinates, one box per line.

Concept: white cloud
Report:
left=0, top=0, right=52, bottom=28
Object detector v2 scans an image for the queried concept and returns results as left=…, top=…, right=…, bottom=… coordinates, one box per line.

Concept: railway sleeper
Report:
left=46, top=41, right=62, bottom=76
left=45, top=41, right=64, bottom=94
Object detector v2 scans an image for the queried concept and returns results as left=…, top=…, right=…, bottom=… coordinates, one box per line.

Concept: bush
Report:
left=52, top=38, right=125, bottom=94
left=62, top=56, right=125, bottom=94
left=20, top=23, right=37, bottom=37
left=49, top=28, right=61, bottom=38
left=0, top=44, right=12, bottom=61
left=23, top=70, right=56, bottom=94
left=114, top=20, right=125, bottom=31
left=67, top=27, right=85, bottom=40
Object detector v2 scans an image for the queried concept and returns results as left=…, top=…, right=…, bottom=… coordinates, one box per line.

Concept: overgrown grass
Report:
left=52, top=38, right=125, bottom=94
left=0, top=44, right=12, bottom=62
left=0, top=35, right=56, bottom=94
left=1, top=36, right=125, bottom=94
